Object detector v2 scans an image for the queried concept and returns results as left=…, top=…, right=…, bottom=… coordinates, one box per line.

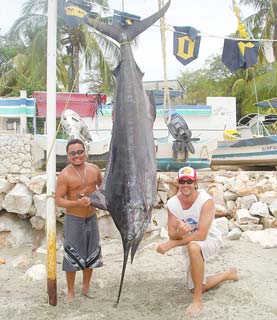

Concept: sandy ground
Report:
left=0, top=236, right=277, bottom=320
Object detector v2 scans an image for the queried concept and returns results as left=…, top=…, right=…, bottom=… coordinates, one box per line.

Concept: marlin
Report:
left=87, top=1, right=171, bottom=302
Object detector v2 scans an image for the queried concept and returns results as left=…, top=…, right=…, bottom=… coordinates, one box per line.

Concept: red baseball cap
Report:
left=178, top=166, right=197, bottom=181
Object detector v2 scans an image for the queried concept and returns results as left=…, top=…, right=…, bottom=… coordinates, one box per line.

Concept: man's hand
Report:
left=77, top=196, right=91, bottom=207
left=156, top=240, right=177, bottom=255
left=176, top=219, right=192, bottom=235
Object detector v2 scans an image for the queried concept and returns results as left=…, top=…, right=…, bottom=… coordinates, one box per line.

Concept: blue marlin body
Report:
left=88, top=1, right=171, bottom=302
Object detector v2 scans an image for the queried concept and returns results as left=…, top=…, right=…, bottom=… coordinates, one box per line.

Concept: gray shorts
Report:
left=63, top=214, right=103, bottom=272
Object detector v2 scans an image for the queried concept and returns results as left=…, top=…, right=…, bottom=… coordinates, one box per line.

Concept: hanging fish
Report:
left=88, top=1, right=171, bottom=302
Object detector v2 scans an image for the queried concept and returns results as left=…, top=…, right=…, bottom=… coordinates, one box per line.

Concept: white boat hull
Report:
left=211, top=136, right=277, bottom=167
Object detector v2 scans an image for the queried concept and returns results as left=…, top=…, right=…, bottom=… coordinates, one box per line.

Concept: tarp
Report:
left=34, top=91, right=106, bottom=118
left=255, top=98, right=277, bottom=109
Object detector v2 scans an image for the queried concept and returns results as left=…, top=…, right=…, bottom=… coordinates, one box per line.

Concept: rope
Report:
left=158, top=0, right=171, bottom=126
left=46, top=10, right=103, bottom=166
left=120, top=40, right=133, bottom=45
left=75, top=1, right=277, bottom=43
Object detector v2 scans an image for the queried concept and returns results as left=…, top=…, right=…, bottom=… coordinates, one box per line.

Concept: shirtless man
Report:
left=156, top=166, right=238, bottom=317
left=56, top=138, right=103, bottom=301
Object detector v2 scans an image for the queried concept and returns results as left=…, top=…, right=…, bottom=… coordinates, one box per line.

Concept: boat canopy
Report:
left=255, top=98, right=277, bottom=109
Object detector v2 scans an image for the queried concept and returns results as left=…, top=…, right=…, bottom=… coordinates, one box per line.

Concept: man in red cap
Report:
left=157, top=166, right=238, bottom=317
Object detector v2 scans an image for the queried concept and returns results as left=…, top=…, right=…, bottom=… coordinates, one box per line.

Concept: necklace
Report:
left=71, top=164, right=87, bottom=185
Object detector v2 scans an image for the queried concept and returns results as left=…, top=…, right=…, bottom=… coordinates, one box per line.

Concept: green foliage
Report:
left=178, top=54, right=241, bottom=105
left=0, top=0, right=119, bottom=96
left=178, top=54, right=277, bottom=121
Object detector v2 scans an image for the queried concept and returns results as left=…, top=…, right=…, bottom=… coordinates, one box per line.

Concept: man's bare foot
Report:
left=81, top=288, right=94, bottom=299
left=64, top=293, right=74, bottom=304
left=185, top=300, right=203, bottom=317
left=226, top=267, right=239, bottom=281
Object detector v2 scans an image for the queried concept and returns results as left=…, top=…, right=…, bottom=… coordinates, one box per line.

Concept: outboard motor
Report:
left=61, top=109, right=92, bottom=149
left=167, top=113, right=195, bottom=161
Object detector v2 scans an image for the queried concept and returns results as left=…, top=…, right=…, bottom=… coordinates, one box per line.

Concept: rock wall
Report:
left=0, top=170, right=277, bottom=250
left=0, top=134, right=43, bottom=175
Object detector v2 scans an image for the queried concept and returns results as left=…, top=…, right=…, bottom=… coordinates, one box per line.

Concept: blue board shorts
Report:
left=63, top=213, right=103, bottom=272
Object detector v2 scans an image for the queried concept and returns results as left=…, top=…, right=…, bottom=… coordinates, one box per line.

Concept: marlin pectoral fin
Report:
left=86, top=17, right=122, bottom=42
left=89, top=188, right=107, bottom=211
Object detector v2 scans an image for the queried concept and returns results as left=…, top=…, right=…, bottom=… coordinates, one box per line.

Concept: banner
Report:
left=59, top=0, right=89, bottom=29
left=173, top=26, right=201, bottom=66
left=113, top=10, right=141, bottom=27
left=222, top=39, right=259, bottom=72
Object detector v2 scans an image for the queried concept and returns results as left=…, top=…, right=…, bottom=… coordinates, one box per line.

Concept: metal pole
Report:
left=46, top=0, right=57, bottom=306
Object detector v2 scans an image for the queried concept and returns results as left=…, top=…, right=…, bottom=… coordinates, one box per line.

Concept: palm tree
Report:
left=239, top=0, right=277, bottom=58
left=7, top=0, right=119, bottom=93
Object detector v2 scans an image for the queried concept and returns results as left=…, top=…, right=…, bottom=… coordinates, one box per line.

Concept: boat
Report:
left=34, top=109, right=211, bottom=171
left=211, top=111, right=277, bottom=170
left=33, top=96, right=236, bottom=171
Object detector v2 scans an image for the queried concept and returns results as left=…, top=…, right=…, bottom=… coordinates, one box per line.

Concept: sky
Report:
left=0, top=0, right=254, bottom=82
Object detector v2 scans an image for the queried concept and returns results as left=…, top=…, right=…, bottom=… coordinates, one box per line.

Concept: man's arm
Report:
left=55, top=172, right=90, bottom=208
left=168, top=209, right=192, bottom=240
left=156, top=209, right=192, bottom=254
left=157, top=199, right=215, bottom=254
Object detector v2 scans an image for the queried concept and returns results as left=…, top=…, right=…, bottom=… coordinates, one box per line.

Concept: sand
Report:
left=0, top=236, right=277, bottom=320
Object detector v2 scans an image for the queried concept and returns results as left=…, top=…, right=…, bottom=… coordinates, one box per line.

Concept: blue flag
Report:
left=59, top=0, right=89, bottom=29
left=173, top=26, right=201, bottom=66
left=222, top=39, right=259, bottom=72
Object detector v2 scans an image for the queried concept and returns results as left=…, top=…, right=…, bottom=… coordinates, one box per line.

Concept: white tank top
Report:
left=167, top=190, right=222, bottom=242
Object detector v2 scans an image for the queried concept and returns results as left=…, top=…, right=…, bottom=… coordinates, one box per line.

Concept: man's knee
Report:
left=187, top=242, right=201, bottom=256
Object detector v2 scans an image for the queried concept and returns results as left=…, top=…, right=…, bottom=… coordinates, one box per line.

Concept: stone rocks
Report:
left=235, top=209, right=260, bottom=225
left=241, top=228, right=277, bottom=248
left=27, top=175, right=46, bottom=194
left=203, top=170, right=277, bottom=247
left=3, top=183, right=33, bottom=215
left=23, top=264, right=46, bottom=281
left=226, top=227, right=242, bottom=240
left=0, top=134, right=36, bottom=175
left=0, top=178, right=14, bottom=193
left=12, top=254, right=31, bottom=268
left=0, top=212, right=32, bottom=247
left=215, top=217, right=229, bottom=235
left=0, top=169, right=277, bottom=249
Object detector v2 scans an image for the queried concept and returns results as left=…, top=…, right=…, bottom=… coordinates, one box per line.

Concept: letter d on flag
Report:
left=173, top=26, right=201, bottom=66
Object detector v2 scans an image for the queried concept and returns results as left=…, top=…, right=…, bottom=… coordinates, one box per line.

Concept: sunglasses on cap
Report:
left=68, top=149, right=85, bottom=156
left=179, top=179, right=194, bottom=185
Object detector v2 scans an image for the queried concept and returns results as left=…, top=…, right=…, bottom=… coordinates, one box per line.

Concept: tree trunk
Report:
left=72, top=42, right=80, bottom=92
